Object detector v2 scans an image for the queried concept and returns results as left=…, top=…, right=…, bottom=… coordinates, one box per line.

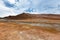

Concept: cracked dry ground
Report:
left=0, top=22, right=60, bottom=40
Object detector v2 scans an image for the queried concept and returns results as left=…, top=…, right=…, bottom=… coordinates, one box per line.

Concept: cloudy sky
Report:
left=0, top=0, right=60, bottom=17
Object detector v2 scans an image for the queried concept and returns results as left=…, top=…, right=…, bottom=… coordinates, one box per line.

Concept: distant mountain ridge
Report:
left=3, top=13, right=60, bottom=20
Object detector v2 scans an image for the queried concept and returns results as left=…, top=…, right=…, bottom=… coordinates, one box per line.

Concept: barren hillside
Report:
left=3, top=13, right=60, bottom=20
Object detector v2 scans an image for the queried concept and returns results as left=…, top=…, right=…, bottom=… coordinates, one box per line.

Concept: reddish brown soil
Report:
left=0, top=22, right=60, bottom=40
left=0, top=13, right=60, bottom=40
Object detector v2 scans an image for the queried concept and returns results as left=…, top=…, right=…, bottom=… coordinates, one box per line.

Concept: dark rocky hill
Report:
left=3, top=13, right=60, bottom=20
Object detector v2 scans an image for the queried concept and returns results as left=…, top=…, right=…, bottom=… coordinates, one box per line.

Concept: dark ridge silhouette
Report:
left=3, top=13, right=60, bottom=20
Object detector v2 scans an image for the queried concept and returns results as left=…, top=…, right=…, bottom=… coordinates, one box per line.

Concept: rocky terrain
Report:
left=0, top=13, right=60, bottom=40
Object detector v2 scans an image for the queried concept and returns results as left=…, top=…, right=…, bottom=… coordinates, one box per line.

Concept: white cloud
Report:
left=8, top=0, right=15, bottom=4
left=0, top=0, right=60, bottom=17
